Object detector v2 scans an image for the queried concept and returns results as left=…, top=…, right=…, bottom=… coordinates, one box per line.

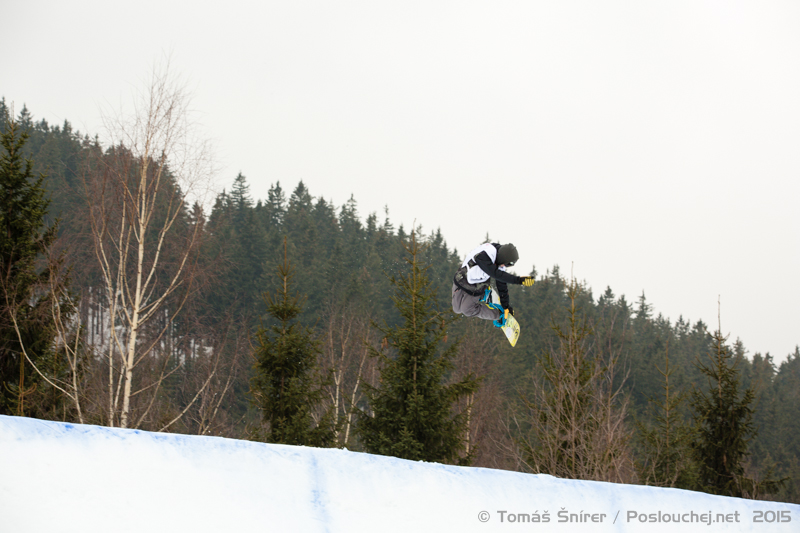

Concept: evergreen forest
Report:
left=2, top=99, right=799, bottom=503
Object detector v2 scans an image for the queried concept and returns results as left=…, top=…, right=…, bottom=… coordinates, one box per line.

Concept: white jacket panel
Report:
left=461, top=243, right=507, bottom=285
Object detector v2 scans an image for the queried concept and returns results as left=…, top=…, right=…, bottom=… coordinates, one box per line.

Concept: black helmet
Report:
left=497, top=244, right=519, bottom=266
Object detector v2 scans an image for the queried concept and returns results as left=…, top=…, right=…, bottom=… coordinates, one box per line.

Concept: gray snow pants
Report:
left=452, top=282, right=501, bottom=321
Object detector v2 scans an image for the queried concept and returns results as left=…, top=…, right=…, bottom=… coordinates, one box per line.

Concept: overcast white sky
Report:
left=4, top=1, right=799, bottom=361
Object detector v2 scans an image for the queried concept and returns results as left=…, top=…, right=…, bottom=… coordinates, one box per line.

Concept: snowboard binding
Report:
left=480, top=288, right=507, bottom=328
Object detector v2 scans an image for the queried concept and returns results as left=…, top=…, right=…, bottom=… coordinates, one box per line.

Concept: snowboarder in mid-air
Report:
left=451, top=242, right=534, bottom=329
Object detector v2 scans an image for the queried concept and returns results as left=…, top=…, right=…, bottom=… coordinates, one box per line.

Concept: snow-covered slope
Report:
left=1, top=415, right=797, bottom=532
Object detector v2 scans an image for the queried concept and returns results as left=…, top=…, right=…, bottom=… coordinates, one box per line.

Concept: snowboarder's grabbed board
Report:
left=451, top=242, right=534, bottom=346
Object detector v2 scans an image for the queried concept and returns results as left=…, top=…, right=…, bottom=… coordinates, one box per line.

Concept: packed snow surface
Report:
left=1, top=415, right=797, bottom=532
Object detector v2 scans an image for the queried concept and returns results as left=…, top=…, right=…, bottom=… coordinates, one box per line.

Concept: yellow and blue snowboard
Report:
left=481, top=288, right=521, bottom=347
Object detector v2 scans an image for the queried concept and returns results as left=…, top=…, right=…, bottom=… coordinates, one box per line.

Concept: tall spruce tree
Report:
left=690, top=323, right=758, bottom=497
left=629, top=293, right=667, bottom=410
left=357, top=230, right=479, bottom=465
left=230, top=174, right=268, bottom=318
left=0, top=114, right=71, bottom=416
left=250, top=237, right=336, bottom=447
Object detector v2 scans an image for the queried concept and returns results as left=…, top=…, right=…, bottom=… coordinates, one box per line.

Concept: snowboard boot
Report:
left=493, top=308, right=509, bottom=328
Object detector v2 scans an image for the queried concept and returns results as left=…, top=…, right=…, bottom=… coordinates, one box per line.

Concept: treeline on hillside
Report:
left=2, top=97, right=799, bottom=503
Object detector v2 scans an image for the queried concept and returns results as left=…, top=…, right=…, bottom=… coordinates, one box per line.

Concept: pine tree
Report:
left=264, top=181, right=286, bottom=230
left=283, top=182, right=318, bottom=305
left=629, top=292, right=667, bottom=410
left=690, top=322, right=758, bottom=497
left=0, top=98, right=9, bottom=129
left=229, top=175, right=267, bottom=319
left=230, top=172, right=253, bottom=211
left=257, top=181, right=287, bottom=295
left=0, top=114, right=71, bottom=416
left=250, top=238, right=336, bottom=447
left=357, top=230, right=479, bottom=465
left=309, top=196, right=340, bottom=306
left=230, top=172, right=254, bottom=232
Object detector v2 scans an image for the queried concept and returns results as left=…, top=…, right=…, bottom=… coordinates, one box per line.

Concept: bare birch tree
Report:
left=29, top=245, right=86, bottom=423
left=319, top=299, right=378, bottom=448
left=160, top=309, right=249, bottom=437
left=4, top=252, right=84, bottom=422
left=450, top=321, right=511, bottom=469
left=85, top=60, right=214, bottom=429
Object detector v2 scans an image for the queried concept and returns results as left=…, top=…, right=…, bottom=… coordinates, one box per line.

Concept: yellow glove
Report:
left=521, top=276, right=535, bottom=287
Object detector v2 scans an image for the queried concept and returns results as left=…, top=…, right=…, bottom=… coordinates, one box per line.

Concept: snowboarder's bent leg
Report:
left=452, top=283, right=501, bottom=321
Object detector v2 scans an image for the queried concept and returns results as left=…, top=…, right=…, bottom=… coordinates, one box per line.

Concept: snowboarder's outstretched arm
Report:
left=473, top=252, right=533, bottom=310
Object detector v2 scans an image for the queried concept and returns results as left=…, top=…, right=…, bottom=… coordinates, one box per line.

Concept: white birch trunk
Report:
left=87, top=59, right=213, bottom=430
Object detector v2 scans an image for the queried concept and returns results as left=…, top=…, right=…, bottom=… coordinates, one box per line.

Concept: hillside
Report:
left=1, top=415, right=797, bottom=532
